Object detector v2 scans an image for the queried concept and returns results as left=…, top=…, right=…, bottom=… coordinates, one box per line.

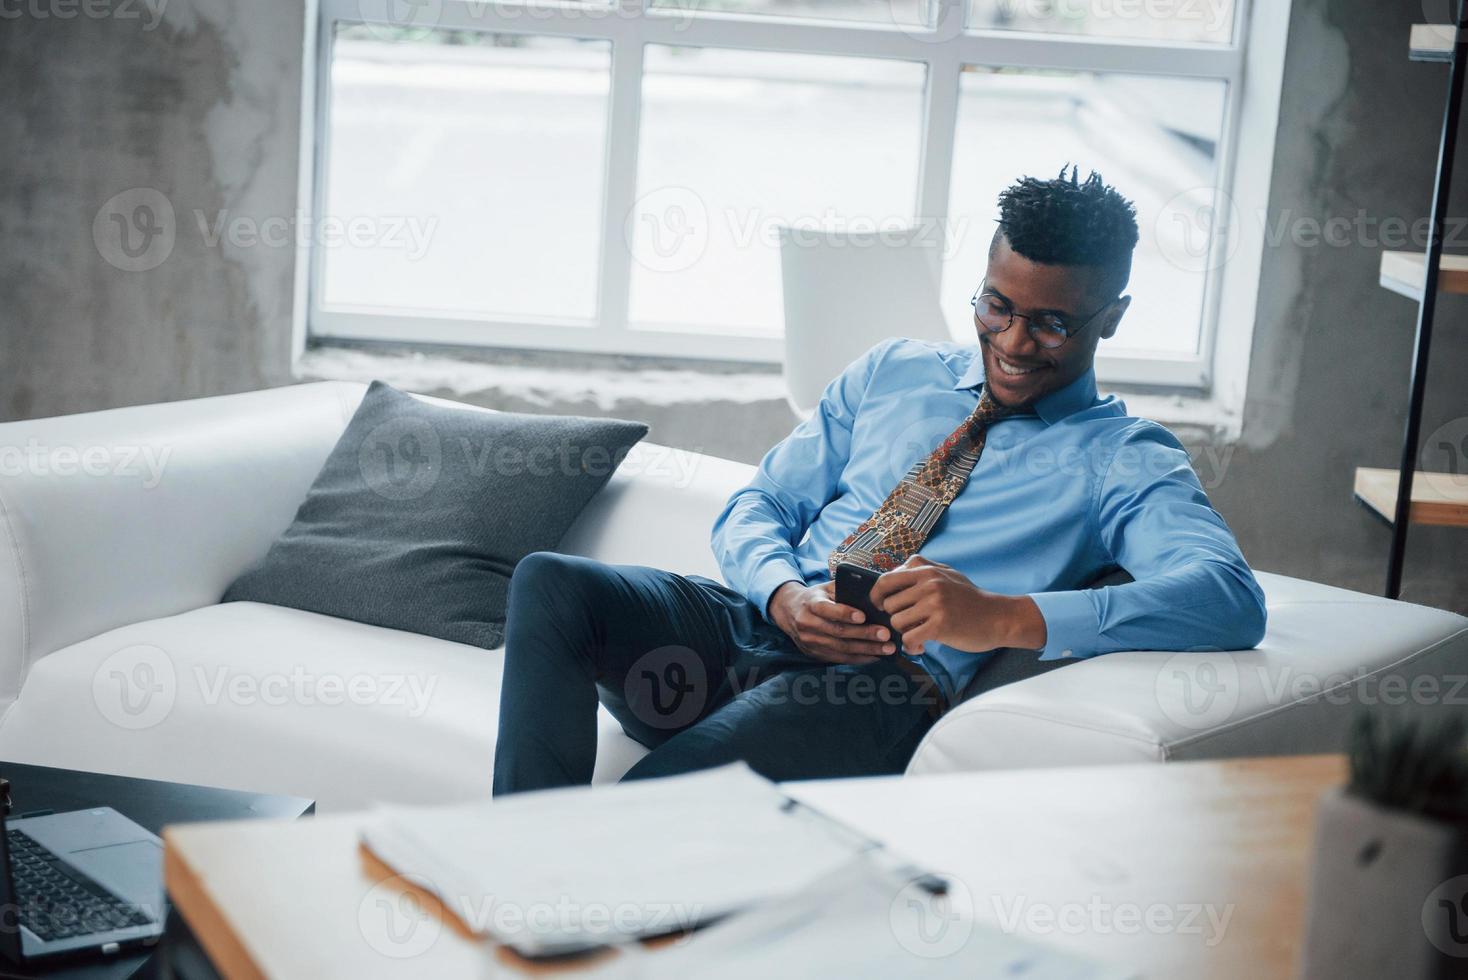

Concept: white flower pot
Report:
left=1300, top=787, right=1468, bottom=979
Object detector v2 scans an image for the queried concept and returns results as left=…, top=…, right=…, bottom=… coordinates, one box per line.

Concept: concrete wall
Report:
left=1206, top=0, right=1468, bottom=612
left=3, top=0, right=1464, bottom=611
left=0, top=0, right=303, bottom=420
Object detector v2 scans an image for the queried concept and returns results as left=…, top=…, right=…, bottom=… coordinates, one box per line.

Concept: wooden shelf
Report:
left=1378, top=250, right=1468, bottom=300
left=1354, top=467, right=1468, bottom=528
left=1411, top=24, right=1455, bottom=63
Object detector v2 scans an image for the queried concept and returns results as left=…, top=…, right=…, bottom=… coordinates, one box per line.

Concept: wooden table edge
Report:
left=165, top=826, right=270, bottom=980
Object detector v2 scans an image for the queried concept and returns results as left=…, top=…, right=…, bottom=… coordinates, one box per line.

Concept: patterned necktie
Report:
left=829, top=389, right=1021, bottom=575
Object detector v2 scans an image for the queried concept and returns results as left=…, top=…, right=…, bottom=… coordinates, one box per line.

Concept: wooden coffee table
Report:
left=163, top=754, right=1346, bottom=979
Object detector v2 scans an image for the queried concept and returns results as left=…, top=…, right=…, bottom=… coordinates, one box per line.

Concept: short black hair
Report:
left=993, top=166, right=1139, bottom=296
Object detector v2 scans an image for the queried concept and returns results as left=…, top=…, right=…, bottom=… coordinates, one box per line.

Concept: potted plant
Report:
left=1300, top=712, right=1468, bottom=978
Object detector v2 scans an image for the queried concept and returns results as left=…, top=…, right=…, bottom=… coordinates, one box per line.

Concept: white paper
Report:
left=594, top=859, right=1138, bottom=980
left=360, top=764, right=866, bottom=956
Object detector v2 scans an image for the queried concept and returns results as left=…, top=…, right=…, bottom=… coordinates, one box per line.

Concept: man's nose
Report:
left=993, top=318, right=1042, bottom=358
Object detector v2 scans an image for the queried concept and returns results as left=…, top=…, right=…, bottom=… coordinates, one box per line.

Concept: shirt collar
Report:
left=951, top=349, right=1100, bottom=425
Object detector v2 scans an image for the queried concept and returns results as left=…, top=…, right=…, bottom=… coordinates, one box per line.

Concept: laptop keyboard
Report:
left=7, top=829, right=156, bottom=941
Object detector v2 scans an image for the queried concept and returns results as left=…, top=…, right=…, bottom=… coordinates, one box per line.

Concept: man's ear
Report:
left=1099, top=295, right=1131, bottom=340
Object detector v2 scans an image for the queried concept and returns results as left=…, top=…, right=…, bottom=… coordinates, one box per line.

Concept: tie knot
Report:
left=973, top=389, right=1018, bottom=427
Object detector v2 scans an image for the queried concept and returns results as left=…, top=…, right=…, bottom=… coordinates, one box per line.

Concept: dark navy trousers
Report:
left=491, top=552, right=943, bottom=796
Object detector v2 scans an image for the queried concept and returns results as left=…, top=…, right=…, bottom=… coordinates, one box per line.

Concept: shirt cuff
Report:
left=747, top=559, right=808, bottom=624
left=1029, top=590, right=1101, bottom=661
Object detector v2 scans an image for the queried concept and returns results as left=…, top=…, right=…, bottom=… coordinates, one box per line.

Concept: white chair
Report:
left=777, top=225, right=955, bottom=417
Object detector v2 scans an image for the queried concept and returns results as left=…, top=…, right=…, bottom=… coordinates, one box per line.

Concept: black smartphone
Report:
left=833, top=562, right=902, bottom=647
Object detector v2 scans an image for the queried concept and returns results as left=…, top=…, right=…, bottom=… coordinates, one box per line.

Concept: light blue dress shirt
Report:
left=710, top=339, right=1267, bottom=701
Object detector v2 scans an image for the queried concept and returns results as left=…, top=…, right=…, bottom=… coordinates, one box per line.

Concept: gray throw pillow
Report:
left=224, top=381, right=648, bottom=648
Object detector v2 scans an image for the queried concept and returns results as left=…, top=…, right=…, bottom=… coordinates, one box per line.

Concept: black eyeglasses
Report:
left=970, top=284, right=1117, bottom=350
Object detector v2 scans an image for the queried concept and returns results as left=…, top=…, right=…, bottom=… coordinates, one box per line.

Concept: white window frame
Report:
left=305, top=0, right=1292, bottom=399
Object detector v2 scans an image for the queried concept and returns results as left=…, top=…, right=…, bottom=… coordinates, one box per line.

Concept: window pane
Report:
left=652, top=0, right=929, bottom=28
left=321, top=29, right=610, bottom=321
left=629, top=47, right=925, bottom=335
left=944, top=69, right=1227, bottom=357
left=967, top=0, right=1234, bottom=44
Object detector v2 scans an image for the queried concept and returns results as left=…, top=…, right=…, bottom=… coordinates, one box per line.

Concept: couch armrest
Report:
left=0, top=382, right=366, bottom=706
left=906, top=572, right=1468, bottom=775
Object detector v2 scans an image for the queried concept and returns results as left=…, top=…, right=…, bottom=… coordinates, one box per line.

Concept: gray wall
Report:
left=0, top=0, right=303, bottom=420
left=3, top=0, right=1465, bottom=611
left=1206, top=0, right=1468, bottom=612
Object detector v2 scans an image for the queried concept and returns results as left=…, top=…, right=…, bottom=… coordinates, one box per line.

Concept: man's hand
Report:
left=767, top=581, right=897, bottom=665
left=868, top=555, right=1047, bottom=654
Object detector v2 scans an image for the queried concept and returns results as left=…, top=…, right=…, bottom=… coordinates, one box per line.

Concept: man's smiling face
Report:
left=977, top=234, right=1130, bottom=408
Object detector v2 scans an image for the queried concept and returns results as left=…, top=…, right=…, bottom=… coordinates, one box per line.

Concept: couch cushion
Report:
left=223, top=381, right=648, bottom=650
left=0, top=602, right=650, bottom=811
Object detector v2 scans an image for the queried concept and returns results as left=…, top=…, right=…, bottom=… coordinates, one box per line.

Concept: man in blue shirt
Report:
left=493, top=168, right=1266, bottom=795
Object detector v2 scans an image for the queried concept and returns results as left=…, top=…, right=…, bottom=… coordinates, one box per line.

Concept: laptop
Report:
left=0, top=781, right=165, bottom=966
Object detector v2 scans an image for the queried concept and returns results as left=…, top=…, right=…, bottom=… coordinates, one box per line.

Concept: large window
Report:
left=311, top=0, right=1279, bottom=387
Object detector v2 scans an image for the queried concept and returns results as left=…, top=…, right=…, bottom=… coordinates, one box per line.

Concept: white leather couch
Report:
left=1, top=382, right=1465, bottom=812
